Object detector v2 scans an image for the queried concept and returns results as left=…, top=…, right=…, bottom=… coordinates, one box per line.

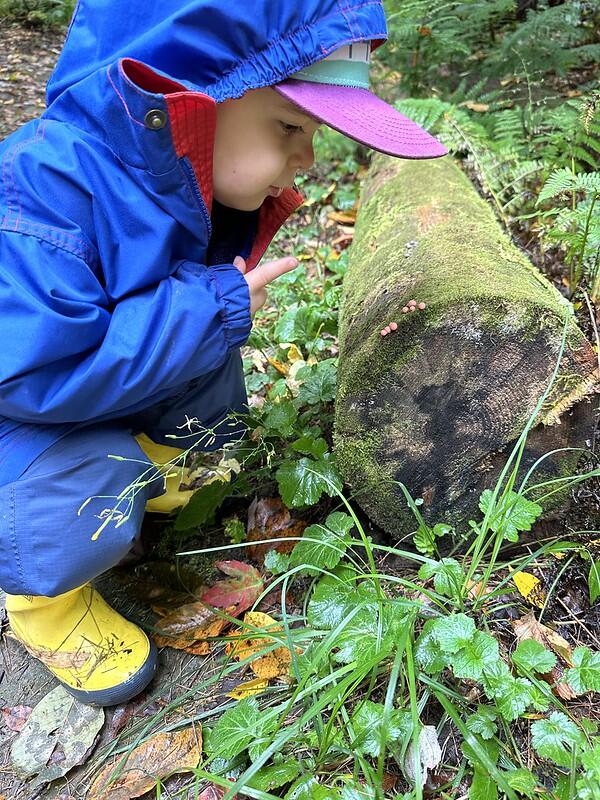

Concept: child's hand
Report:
left=233, top=255, right=299, bottom=316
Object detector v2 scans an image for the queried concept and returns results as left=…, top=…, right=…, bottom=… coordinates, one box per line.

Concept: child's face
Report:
left=213, top=87, right=322, bottom=211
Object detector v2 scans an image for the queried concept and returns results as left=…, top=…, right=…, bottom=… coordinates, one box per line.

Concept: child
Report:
left=0, top=0, right=446, bottom=706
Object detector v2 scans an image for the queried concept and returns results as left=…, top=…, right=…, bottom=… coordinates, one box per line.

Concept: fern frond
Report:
left=537, top=168, right=577, bottom=204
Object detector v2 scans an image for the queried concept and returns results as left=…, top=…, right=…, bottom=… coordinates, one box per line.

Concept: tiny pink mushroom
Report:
left=402, top=306, right=409, bottom=313
left=418, top=302, right=426, bottom=310
left=380, top=328, right=388, bottom=336
left=409, top=305, right=416, bottom=312
left=408, top=299, right=417, bottom=307
left=390, top=322, right=398, bottom=330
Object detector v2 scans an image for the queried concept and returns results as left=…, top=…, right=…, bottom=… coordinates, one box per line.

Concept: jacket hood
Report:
left=47, top=0, right=387, bottom=106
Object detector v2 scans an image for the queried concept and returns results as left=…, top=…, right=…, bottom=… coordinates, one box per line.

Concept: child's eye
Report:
left=279, top=121, right=305, bottom=135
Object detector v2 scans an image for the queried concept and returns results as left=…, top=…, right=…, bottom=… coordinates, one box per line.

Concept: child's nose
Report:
left=290, top=138, right=316, bottom=171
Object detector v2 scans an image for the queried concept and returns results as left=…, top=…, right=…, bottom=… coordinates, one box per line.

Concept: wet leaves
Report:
left=511, top=570, right=546, bottom=609
left=1, top=705, right=32, bottom=733
left=200, top=560, right=264, bottom=615
left=87, top=726, right=202, bottom=799
left=246, top=496, right=306, bottom=564
left=152, top=560, right=264, bottom=654
left=154, top=601, right=233, bottom=654
left=226, top=611, right=294, bottom=679
left=10, top=686, right=104, bottom=785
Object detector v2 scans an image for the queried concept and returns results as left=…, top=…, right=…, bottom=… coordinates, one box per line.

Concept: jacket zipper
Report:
left=180, top=157, right=212, bottom=240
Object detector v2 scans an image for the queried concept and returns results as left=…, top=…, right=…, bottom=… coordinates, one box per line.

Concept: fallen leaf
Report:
left=10, top=686, right=104, bottom=785
left=226, top=611, right=294, bottom=679
left=87, top=726, right=201, bottom=800
left=250, top=348, right=267, bottom=372
left=246, top=497, right=306, bottom=564
left=127, top=561, right=208, bottom=609
left=198, top=781, right=238, bottom=799
left=154, top=602, right=233, bottom=652
left=403, top=725, right=442, bottom=787
left=463, top=101, right=489, bottom=112
left=512, top=612, right=576, bottom=699
left=281, top=343, right=304, bottom=363
left=266, top=356, right=289, bottom=376
left=511, top=570, right=546, bottom=609
left=466, top=579, right=493, bottom=601
left=327, top=210, right=357, bottom=224
left=2, top=705, right=32, bottom=732
left=200, top=560, right=264, bottom=616
left=225, top=677, right=270, bottom=700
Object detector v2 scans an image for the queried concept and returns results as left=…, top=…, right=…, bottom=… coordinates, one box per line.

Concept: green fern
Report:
left=535, top=167, right=600, bottom=294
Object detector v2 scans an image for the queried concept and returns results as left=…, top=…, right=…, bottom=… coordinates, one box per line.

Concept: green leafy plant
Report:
left=0, top=0, right=74, bottom=26
left=534, top=166, right=600, bottom=297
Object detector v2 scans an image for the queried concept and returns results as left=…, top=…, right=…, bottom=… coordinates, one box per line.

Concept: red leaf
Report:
left=199, top=781, right=238, bottom=799
left=200, top=560, right=263, bottom=615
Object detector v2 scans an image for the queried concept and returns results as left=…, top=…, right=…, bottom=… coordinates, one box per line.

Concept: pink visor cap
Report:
left=273, top=41, right=447, bottom=159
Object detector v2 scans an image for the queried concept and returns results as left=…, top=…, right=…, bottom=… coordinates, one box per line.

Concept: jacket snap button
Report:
left=144, top=109, right=167, bottom=130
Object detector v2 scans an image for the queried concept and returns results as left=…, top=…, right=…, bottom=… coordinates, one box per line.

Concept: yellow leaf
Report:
left=225, top=677, right=270, bottom=699
left=284, top=343, right=304, bottom=363
left=266, top=356, right=288, bottom=376
left=327, top=210, right=357, bottom=224
left=463, top=101, right=489, bottom=112
left=511, top=570, right=545, bottom=609
left=226, top=611, right=294, bottom=679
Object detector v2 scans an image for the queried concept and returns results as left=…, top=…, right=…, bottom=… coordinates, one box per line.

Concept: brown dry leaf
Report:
left=153, top=602, right=233, bottom=652
left=331, top=232, right=354, bottom=247
left=226, top=611, right=294, bottom=679
left=88, top=727, right=201, bottom=800
left=327, top=210, right=357, bottom=224
left=246, top=496, right=306, bottom=564
left=225, top=677, right=270, bottom=700
left=2, top=705, right=32, bottom=733
left=512, top=612, right=576, bottom=699
left=466, top=579, right=493, bottom=601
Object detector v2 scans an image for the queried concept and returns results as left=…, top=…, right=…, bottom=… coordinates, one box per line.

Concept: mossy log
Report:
left=334, top=154, right=599, bottom=535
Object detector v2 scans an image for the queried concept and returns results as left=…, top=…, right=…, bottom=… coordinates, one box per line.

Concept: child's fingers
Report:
left=247, top=256, right=299, bottom=289
left=233, top=255, right=247, bottom=274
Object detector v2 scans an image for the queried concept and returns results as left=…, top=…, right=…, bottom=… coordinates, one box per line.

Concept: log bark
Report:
left=334, top=155, right=599, bottom=535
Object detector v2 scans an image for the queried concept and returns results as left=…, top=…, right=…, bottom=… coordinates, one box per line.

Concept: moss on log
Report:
left=334, top=154, right=599, bottom=534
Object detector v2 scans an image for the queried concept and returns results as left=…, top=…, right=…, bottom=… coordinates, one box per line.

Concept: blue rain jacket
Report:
left=0, top=0, right=388, bottom=485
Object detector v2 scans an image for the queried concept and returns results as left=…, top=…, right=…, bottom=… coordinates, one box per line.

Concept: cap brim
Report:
left=274, top=80, right=448, bottom=160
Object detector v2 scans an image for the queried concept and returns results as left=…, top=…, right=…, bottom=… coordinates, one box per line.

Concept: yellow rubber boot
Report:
left=135, top=433, right=237, bottom=514
left=5, top=584, right=157, bottom=706
left=135, top=433, right=195, bottom=514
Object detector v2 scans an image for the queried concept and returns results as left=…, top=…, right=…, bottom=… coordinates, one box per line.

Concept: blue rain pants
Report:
left=0, top=351, right=246, bottom=597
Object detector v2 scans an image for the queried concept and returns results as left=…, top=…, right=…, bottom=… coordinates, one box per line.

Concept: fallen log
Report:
left=334, top=154, right=599, bottom=535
